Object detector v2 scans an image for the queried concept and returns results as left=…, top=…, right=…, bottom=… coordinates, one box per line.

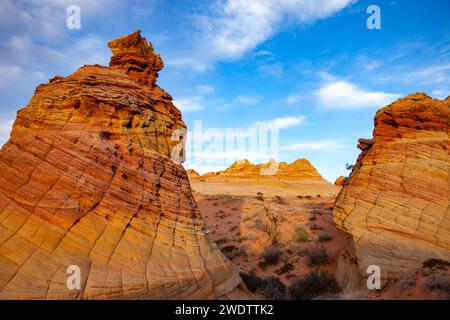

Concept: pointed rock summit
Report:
left=0, top=31, right=248, bottom=299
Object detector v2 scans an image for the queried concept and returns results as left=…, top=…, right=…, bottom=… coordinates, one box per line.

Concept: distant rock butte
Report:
left=0, top=31, right=248, bottom=299
left=186, top=169, right=200, bottom=178
left=191, top=158, right=325, bottom=181
left=187, top=158, right=338, bottom=197
left=333, top=93, right=450, bottom=290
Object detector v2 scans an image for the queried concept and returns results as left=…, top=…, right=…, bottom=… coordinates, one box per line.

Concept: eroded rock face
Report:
left=334, top=176, right=346, bottom=186
left=187, top=158, right=338, bottom=197
left=201, top=158, right=324, bottom=180
left=0, top=31, right=247, bottom=299
left=333, top=93, right=450, bottom=289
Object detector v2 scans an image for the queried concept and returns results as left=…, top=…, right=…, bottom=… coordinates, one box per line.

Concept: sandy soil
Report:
left=194, top=191, right=350, bottom=289
left=191, top=179, right=339, bottom=197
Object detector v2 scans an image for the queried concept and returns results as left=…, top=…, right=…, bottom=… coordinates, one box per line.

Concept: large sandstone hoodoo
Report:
left=333, top=93, right=450, bottom=289
left=0, top=31, right=247, bottom=299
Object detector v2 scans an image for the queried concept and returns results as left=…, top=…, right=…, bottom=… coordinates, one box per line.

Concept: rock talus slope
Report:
left=333, top=93, right=450, bottom=288
left=0, top=31, right=248, bottom=299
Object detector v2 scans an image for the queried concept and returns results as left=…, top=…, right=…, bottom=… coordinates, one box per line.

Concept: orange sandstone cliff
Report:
left=333, top=93, right=450, bottom=290
left=0, top=31, right=248, bottom=299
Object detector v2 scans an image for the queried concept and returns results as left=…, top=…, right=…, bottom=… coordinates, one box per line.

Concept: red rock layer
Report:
left=0, top=31, right=247, bottom=299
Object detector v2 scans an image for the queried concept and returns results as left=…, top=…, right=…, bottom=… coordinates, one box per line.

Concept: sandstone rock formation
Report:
left=0, top=31, right=248, bottom=299
left=186, top=169, right=200, bottom=179
left=188, top=159, right=339, bottom=197
left=334, top=176, right=346, bottom=186
left=201, top=158, right=324, bottom=180
left=333, top=93, right=450, bottom=289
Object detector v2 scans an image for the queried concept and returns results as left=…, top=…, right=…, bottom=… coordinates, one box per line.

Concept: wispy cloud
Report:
left=281, top=140, right=347, bottom=151
left=196, top=84, right=215, bottom=95
left=175, top=0, right=356, bottom=68
left=218, top=94, right=263, bottom=110
left=173, top=96, right=205, bottom=112
left=315, top=80, right=400, bottom=110
left=252, top=116, right=306, bottom=130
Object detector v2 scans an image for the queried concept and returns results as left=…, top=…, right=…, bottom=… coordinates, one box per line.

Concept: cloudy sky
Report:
left=0, top=0, right=449, bottom=181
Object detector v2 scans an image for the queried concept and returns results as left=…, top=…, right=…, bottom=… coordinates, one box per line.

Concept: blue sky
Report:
left=0, top=0, right=449, bottom=181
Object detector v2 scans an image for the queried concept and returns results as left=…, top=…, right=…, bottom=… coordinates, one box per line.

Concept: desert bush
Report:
left=260, top=246, right=283, bottom=267
left=221, top=245, right=237, bottom=254
left=293, top=223, right=309, bottom=243
left=318, top=232, right=332, bottom=242
left=422, top=259, right=450, bottom=269
left=273, top=195, right=286, bottom=205
left=316, top=194, right=321, bottom=198
left=276, top=261, right=294, bottom=275
left=240, top=271, right=286, bottom=299
left=256, top=201, right=280, bottom=245
left=288, top=270, right=341, bottom=300
left=309, top=223, right=322, bottom=230
left=303, top=247, right=329, bottom=266
left=215, top=238, right=229, bottom=244
left=240, top=233, right=255, bottom=242
left=256, top=192, right=264, bottom=201
left=398, top=272, right=416, bottom=291
left=297, top=195, right=304, bottom=199
left=305, top=195, right=312, bottom=200
left=240, top=270, right=263, bottom=292
left=260, top=276, right=286, bottom=300
left=423, top=270, right=450, bottom=292
left=309, top=215, right=316, bottom=222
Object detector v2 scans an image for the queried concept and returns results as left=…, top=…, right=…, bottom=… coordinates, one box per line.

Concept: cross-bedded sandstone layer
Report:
left=0, top=31, right=248, bottom=299
left=333, top=93, right=450, bottom=289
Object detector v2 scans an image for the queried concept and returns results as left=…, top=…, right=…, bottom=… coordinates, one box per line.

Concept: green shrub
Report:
left=293, top=223, right=309, bottom=243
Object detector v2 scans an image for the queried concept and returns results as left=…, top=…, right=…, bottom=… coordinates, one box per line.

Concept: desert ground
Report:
left=190, top=179, right=450, bottom=300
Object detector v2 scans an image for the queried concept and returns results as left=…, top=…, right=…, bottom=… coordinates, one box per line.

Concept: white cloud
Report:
left=432, top=90, right=449, bottom=99
left=258, top=62, right=284, bottom=77
left=0, top=117, right=14, bottom=147
left=234, top=95, right=262, bottom=105
left=316, top=80, right=400, bottom=110
left=285, top=94, right=302, bottom=105
left=281, top=140, right=346, bottom=151
left=196, top=84, right=215, bottom=95
left=253, top=116, right=306, bottom=130
left=173, top=97, right=205, bottom=112
left=254, top=50, right=273, bottom=57
left=218, top=94, right=263, bottom=110
left=181, top=0, right=356, bottom=67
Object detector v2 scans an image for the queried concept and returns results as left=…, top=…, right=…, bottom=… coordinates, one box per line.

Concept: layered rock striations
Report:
left=333, top=93, right=450, bottom=288
left=0, top=31, right=247, bottom=299
left=188, top=158, right=339, bottom=197
left=199, top=158, right=324, bottom=180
